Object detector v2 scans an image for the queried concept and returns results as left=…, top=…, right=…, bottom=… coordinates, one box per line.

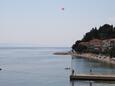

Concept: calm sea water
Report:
left=0, top=47, right=115, bottom=86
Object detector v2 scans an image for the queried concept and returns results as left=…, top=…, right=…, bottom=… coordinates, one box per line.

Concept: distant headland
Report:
left=72, top=24, right=115, bottom=58
left=54, top=24, right=115, bottom=65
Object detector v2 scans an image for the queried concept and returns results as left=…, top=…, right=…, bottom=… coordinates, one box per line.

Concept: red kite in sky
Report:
left=61, top=8, right=65, bottom=11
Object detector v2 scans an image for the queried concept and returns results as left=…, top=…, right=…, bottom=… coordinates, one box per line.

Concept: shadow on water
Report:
left=70, top=80, right=93, bottom=86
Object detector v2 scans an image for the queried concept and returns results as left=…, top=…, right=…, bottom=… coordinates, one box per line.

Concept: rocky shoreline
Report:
left=73, top=53, right=115, bottom=65
left=54, top=51, right=115, bottom=65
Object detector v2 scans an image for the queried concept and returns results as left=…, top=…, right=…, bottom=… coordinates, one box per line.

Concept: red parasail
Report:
left=61, top=8, right=64, bottom=11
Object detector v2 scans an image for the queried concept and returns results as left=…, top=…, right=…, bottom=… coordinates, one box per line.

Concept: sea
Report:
left=0, top=47, right=115, bottom=86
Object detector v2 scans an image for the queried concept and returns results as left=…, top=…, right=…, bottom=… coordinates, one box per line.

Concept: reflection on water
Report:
left=70, top=56, right=115, bottom=86
left=71, top=56, right=115, bottom=74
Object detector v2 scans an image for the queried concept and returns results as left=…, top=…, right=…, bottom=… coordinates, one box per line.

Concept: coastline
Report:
left=73, top=53, right=115, bottom=65
left=53, top=52, right=70, bottom=55
left=54, top=51, right=115, bottom=65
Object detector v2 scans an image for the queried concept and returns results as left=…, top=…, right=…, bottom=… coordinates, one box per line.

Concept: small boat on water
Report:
left=65, top=67, right=71, bottom=70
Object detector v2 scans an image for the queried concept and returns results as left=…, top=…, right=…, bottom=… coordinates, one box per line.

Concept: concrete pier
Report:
left=70, top=74, right=115, bottom=81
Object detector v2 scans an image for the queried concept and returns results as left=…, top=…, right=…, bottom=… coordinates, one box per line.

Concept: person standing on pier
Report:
left=72, top=69, right=74, bottom=75
left=90, top=69, right=93, bottom=74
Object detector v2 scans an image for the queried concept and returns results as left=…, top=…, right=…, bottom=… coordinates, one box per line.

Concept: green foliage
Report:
left=82, top=24, right=115, bottom=41
left=82, top=27, right=99, bottom=41
left=76, top=44, right=87, bottom=53
left=72, top=40, right=81, bottom=52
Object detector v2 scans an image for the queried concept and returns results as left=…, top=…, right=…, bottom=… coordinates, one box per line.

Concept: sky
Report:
left=0, top=0, right=115, bottom=47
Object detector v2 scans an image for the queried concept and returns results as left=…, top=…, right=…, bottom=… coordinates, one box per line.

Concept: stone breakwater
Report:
left=53, top=52, right=70, bottom=55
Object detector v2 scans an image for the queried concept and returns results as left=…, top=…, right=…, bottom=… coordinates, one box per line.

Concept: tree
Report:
left=82, top=24, right=115, bottom=41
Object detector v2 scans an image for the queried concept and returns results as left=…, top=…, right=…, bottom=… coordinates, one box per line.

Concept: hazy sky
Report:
left=1, top=0, right=115, bottom=47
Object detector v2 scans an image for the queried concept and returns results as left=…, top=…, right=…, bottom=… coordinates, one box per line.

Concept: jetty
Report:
left=53, top=52, right=71, bottom=55
left=70, top=74, right=115, bottom=81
